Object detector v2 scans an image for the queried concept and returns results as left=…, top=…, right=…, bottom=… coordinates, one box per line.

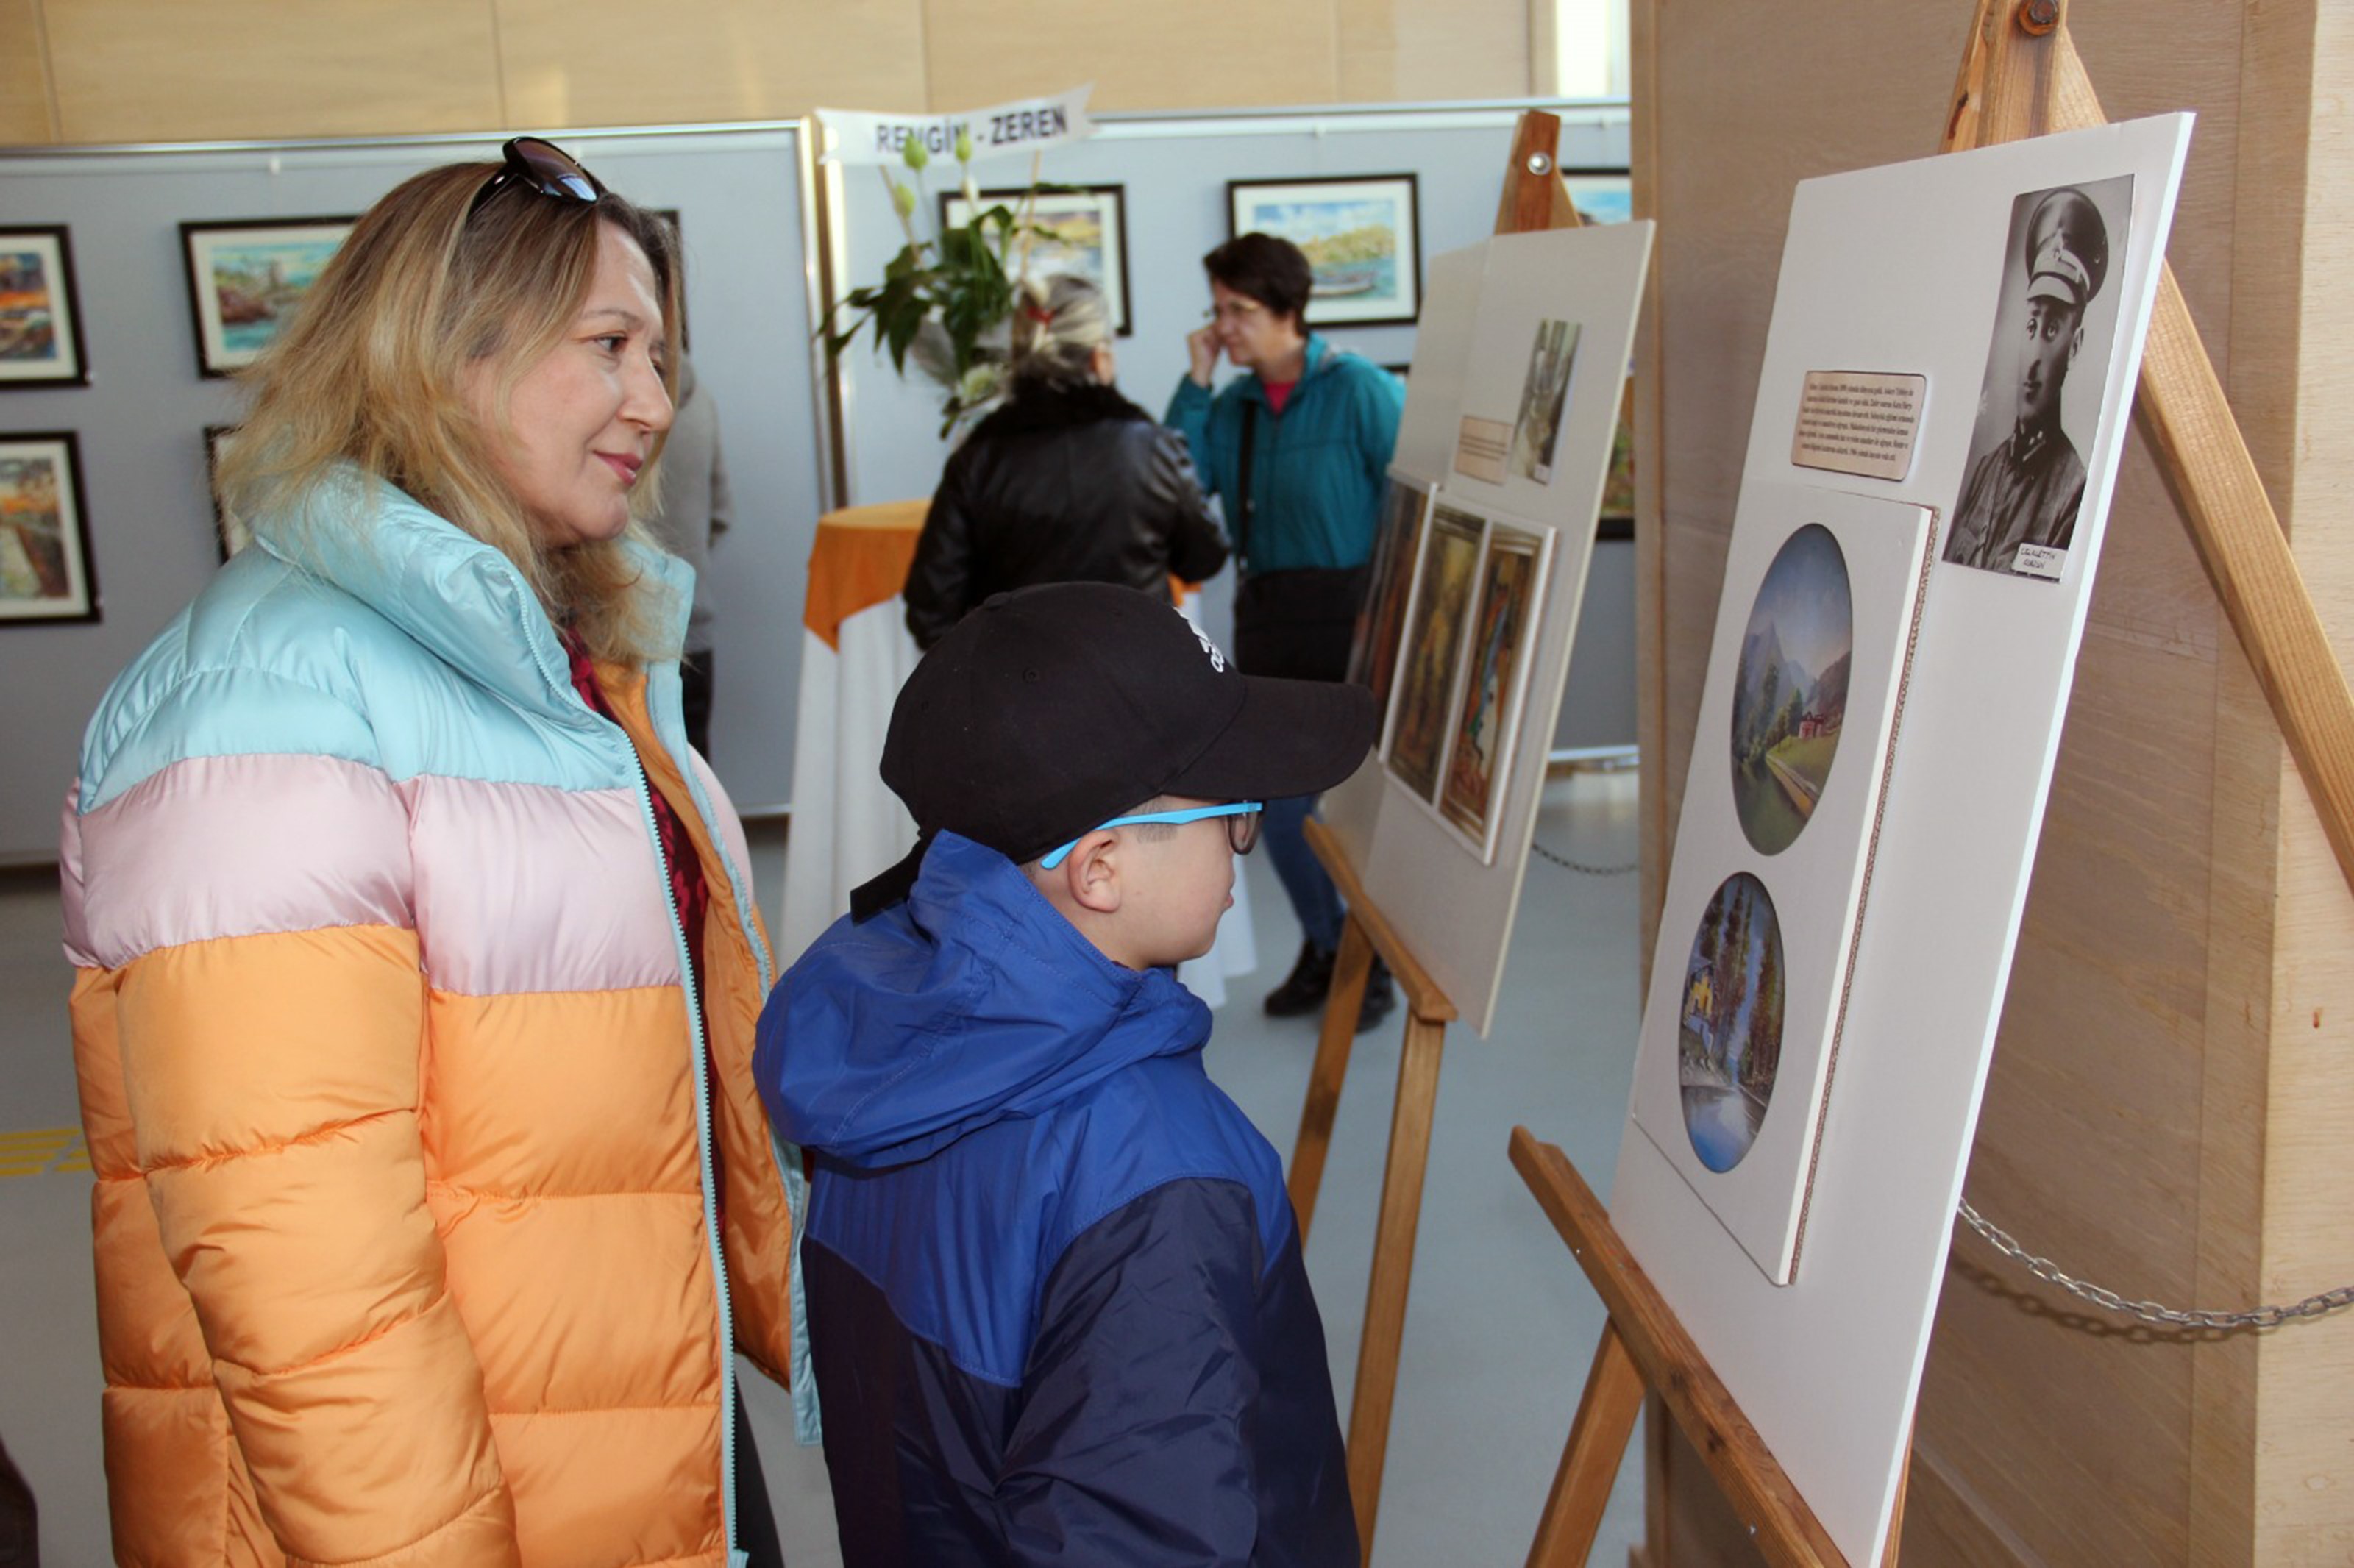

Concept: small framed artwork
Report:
left=1227, top=174, right=1420, bottom=327
left=1562, top=171, right=1633, bottom=226
left=1383, top=499, right=1484, bottom=799
left=941, top=185, right=1131, bottom=336
left=1346, top=473, right=1429, bottom=715
left=0, top=432, right=99, bottom=624
left=180, top=217, right=355, bottom=378
left=1437, top=521, right=1554, bottom=860
left=0, top=227, right=90, bottom=388
left=203, top=425, right=252, bottom=561
left=647, top=208, right=691, bottom=350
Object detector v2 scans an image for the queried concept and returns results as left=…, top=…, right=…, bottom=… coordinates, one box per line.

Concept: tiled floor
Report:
left=2, top=771, right=1645, bottom=1567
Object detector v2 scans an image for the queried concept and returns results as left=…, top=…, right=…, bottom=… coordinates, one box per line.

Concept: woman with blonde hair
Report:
left=61, top=138, right=795, bottom=1565
left=903, top=271, right=1228, bottom=649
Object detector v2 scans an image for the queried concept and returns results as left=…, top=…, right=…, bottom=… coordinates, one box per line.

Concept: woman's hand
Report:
left=1186, top=324, right=1221, bottom=388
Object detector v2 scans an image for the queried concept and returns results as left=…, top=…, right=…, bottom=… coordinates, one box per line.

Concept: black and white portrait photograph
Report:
left=1943, top=174, right=2134, bottom=581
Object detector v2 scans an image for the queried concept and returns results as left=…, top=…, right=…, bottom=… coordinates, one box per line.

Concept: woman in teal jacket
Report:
left=1166, top=232, right=1404, bottom=1029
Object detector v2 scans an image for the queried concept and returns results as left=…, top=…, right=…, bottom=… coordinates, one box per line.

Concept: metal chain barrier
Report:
left=1528, top=840, right=1639, bottom=877
left=1957, top=1200, right=2354, bottom=1331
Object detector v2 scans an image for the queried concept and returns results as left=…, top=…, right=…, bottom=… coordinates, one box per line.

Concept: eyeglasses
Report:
left=1203, top=299, right=1268, bottom=324
left=1038, top=801, right=1264, bottom=870
left=468, top=136, right=606, bottom=220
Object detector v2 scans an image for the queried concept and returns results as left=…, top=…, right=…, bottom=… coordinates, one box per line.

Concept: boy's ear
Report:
left=1058, top=830, right=1125, bottom=916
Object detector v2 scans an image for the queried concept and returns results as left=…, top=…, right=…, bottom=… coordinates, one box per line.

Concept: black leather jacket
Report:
left=905, top=380, right=1231, bottom=649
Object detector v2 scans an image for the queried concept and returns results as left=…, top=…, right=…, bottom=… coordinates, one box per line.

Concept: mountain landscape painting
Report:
left=1678, top=871, right=1785, bottom=1173
left=1729, top=524, right=1853, bottom=856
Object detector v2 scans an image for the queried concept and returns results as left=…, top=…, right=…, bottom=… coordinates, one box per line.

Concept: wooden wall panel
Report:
left=919, top=0, right=1339, bottom=113
left=497, top=0, right=925, bottom=129
left=1638, top=0, right=2351, bottom=1561
left=42, top=0, right=502, bottom=142
left=0, top=0, right=55, bottom=143
left=1334, top=0, right=1531, bottom=104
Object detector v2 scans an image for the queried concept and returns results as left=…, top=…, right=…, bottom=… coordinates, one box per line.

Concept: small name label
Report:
left=1454, top=416, right=1511, bottom=484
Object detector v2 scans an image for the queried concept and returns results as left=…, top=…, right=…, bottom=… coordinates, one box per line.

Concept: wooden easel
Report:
left=1516, top=1, right=2354, bottom=1562
left=1509, top=1127, right=1896, bottom=1568
left=1284, top=110, right=1587, bottom=1566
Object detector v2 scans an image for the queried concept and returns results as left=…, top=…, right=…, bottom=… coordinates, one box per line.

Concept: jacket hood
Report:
left=1234, top=332, right=1339, bottom=402
left=759, top=832, right=1213, bottom=1169
left=248, top=467, right=691, bottom=725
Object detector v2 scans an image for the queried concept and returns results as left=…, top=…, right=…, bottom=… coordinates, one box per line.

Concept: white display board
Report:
left=1326, top=221, right=1654, bottom=1036
left=1607, top=114, right=2193, bottom=1564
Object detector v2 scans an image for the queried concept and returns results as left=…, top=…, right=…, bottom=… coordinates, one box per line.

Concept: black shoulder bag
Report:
left=1228, top=402, right=1369, bottom=683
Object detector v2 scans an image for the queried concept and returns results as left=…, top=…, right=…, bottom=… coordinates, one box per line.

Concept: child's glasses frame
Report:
left=1038, top=802, right=1264, bottom=870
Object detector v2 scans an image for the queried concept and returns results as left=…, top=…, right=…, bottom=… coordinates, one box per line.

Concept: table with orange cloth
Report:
left=780, top=500, right=1256, bottom=1005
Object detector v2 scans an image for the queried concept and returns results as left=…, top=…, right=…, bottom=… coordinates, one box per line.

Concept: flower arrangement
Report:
left=822, top=133, right=1056, bottom=436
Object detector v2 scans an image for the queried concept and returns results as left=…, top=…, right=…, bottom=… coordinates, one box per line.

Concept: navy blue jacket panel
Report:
left=757, top=833, right=1356, bottom=1568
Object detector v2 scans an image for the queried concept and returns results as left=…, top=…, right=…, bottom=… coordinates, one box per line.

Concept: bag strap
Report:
left=1234, top=402, right=1258, bottom=569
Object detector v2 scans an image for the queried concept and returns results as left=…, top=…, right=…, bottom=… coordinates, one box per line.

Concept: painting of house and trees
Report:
left=1729, top=524, right=1852, bottom=856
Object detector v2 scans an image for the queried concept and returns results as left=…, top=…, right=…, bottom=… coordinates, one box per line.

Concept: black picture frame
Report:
left=939, top=184, right=1133, bottom=337
left=179, top=215, right=356, bottom=379
left=0, top=430, right=100, bottom=624
left=1226, top=173, right=1421, bottom=328
left=0, top=226, right=92, bottom=388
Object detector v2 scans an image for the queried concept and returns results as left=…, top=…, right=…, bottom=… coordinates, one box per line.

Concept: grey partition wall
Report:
left=822, top=100, right=1635, bottom=753
left=0, top=126, right=825, bottom=861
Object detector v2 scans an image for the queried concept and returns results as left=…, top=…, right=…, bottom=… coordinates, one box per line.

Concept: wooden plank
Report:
left=1345, top=1011, right=1447, bottom=1563
left=1508, top=1127, right=1849, bottom=1568
left=1304, top=816, right=1458, bottom=1024
left=1494, top=110, right=1589, bottom=236
left=1526, top=1322, right=1646, bottom=1568
left=0, top=0, right=56, bottom=143
left=1288, top=914, right=1373, bottom=1239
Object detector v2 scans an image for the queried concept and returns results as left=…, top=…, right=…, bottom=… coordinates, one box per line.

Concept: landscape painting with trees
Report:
left=1678, top=872, right=1786, bottom=1173
left=1729, top=524, right=1852, bottom=856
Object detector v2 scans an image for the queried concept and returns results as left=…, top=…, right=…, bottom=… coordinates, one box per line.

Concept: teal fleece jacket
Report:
left=1164, top=334, right=1405, bottom=574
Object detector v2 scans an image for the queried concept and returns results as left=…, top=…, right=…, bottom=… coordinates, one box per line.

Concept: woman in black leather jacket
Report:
left=904, top=274, right=1230, bottom=649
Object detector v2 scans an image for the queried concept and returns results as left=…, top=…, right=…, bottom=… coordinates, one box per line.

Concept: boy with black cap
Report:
left=755, top=582, right=1371, bottom=1567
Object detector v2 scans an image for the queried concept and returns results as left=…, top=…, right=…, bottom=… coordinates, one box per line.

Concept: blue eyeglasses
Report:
left=1038, top=801, right=1264, bottom=870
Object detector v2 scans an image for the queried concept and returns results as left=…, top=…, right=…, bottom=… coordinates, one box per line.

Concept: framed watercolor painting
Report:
left=1437, top=521, right=1553, bottom=860
left=180, top=217, right=355, bottom=378
left=1562, top=171, right=1632, bottom=227
left=0, top=227, right=90, bottom=387
left=1346, top=473, right=1430, bottom=716
left=942, top=185, right=1131, bottom=336
left=0, top=432, right=99, bottom=624
left=1383, top=499, right=1483, bottom=798
left=1226, top=174, right=1420, bottom=327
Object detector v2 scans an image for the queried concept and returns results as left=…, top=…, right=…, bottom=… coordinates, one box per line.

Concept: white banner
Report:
left=814, top=86, right=1095, bottom=168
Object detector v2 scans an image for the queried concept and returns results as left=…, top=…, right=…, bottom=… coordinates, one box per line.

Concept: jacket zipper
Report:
left=623, top=746, right=742, bottom=1566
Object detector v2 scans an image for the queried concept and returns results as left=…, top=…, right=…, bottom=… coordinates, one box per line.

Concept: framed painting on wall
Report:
left=1562, top=171, right=1632, bottom=227
left=0, top=432, right=98, bottom=624
left=180, top=217, right=355, bottom=378
left=203, top=424, right=252, bottom=561
left=942, top=185, right=1131, bottom=336
left=1226, top=174, right=1420, bottom=327
left=0, top=227, right=90, bottom=388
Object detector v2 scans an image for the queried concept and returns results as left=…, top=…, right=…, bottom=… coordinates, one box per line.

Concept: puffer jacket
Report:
left=903, top=380, right=1229, bottom=649
left=60, top=473, right=798, bottom=1567
left=756, top=833, right=1356, bottom=1567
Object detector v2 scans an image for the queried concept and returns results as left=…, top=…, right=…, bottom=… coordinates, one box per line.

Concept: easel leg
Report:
left=1345, top=1009, right=1446, bottom=1564
left=1289, top=913, right=1375, bottom=1241
left=1526, top=1322, right=1645, bottom=1568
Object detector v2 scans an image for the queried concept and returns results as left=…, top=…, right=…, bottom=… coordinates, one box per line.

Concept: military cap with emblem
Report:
left=2021, top=186, right=2110, bottom=311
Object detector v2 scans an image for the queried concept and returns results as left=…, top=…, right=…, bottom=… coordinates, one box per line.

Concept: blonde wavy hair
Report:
left=216, top=158, right=684, bottom=664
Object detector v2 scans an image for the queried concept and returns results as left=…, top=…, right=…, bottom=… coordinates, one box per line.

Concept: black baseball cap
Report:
left=852, top=582, right=1378, bottom=916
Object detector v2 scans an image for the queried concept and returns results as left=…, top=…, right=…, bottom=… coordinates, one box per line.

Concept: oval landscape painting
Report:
left=1676, top=872, right=1786, bottom=1173
left=1729, top=524, right=1852, bottom=856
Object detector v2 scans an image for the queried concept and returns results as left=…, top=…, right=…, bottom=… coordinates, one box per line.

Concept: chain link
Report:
left=1957, top=1200, right=2354, bottom=1331
left=1528, top=839, right=1639, bottom=877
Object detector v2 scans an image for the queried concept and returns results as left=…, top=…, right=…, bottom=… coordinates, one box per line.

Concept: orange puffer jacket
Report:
left=60, top=485, right=797, bottom=1566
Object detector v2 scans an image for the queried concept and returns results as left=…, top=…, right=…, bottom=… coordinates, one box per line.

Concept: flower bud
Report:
left=901, top=138, right=929, bottom=172
left=891, top=180, right=917, bottom=218
left=955, top=129, right=974, bottom=164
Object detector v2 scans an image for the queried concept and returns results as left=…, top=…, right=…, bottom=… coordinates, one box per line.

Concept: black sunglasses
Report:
left=469, top=136, right=606, bottom=220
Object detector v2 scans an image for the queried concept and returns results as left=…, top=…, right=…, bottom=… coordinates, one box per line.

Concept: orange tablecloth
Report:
left=803, top=500, right=925, bottom=650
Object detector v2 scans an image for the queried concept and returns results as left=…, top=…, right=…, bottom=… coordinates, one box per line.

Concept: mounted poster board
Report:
left=1606, top=114, right=2194, bottom=1565
left=1323, top=219, right=1654, bottom=1036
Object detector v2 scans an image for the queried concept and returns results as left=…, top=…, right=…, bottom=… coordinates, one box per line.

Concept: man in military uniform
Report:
left=1945, top=186, right=2110, bottom=574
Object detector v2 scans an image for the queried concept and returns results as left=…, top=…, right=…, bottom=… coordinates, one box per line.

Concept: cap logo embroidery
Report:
left=1190, top=624, right=1228, bottom=673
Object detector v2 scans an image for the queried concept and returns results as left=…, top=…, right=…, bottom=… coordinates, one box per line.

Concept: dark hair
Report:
left=1203, top=232, right=1312, bottom=332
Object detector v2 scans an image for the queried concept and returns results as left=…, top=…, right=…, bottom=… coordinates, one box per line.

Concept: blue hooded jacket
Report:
left=755, top=833, right=1356, bottom=1567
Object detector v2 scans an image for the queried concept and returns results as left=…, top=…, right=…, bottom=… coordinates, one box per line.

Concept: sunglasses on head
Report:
left=469, top=136, right=606, bottom=220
